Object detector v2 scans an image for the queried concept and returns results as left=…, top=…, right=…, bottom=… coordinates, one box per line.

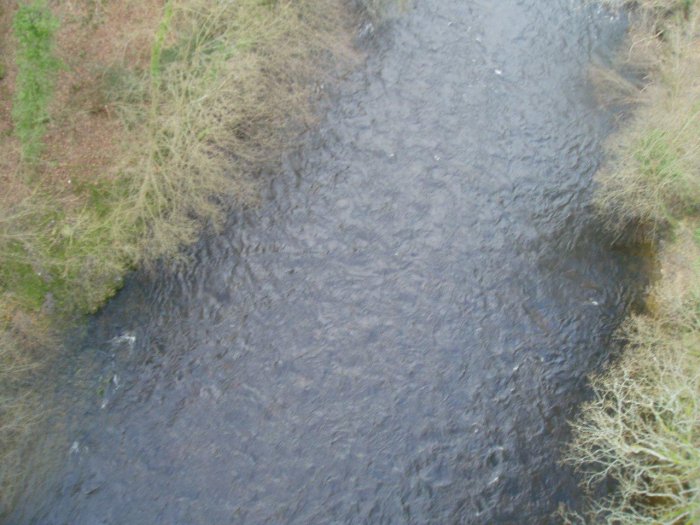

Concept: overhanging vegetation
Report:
left=565, top=1, right=700, bottom=522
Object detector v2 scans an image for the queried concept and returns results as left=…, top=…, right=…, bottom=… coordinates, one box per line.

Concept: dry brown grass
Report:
left=118, top=0, right=359, bottom=263
left=0, top=296, right=53, bottom=516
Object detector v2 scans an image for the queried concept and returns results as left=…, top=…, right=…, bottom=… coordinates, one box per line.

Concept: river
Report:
left=12, top=1, right=644, bottom=523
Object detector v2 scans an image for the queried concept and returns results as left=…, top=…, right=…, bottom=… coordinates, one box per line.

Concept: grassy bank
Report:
left=565, top=0, right=700, bottom=522
left=0, top=0, right=389, bottom=515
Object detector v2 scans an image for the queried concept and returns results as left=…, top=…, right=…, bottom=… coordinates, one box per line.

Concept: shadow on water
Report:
left=12, top=1, right=648, bottom=524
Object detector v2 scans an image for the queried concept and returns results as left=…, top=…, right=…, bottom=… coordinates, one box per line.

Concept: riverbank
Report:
left=566, top=0, right=700, bottom=522
left=0, top=0, right=380, bottom=515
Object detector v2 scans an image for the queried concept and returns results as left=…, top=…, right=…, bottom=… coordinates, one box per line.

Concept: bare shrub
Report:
left=566, top=226, right=700, bottom=523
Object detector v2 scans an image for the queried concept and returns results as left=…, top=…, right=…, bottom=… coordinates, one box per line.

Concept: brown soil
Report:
left=0, top=0, right=163, bottom=204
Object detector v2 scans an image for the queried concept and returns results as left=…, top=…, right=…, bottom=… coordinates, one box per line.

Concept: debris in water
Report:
left=109, top=332, right=136, bottom=350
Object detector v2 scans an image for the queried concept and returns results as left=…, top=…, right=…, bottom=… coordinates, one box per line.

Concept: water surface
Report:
left=15, top=1, right=641, bottom=523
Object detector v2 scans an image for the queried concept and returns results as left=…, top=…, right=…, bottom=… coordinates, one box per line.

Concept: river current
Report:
left=13, top=1, right=643, bottom=523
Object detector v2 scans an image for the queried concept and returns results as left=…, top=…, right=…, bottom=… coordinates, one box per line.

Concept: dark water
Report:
left=13, top=1, right=642, bottom=524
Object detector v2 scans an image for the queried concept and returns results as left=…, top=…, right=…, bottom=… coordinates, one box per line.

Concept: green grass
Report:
left=11, top=0, right=60, bottom=162
left=0, top=251, right=51, bottom=310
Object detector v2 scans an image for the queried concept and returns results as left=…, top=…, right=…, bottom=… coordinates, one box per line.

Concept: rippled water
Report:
left=13, top=1, right=644, bottom=523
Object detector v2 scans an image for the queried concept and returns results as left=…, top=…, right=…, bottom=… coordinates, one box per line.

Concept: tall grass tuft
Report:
left=594, top=0, right=700, bottom=241
left=11, top=0, right=59, bottom=162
